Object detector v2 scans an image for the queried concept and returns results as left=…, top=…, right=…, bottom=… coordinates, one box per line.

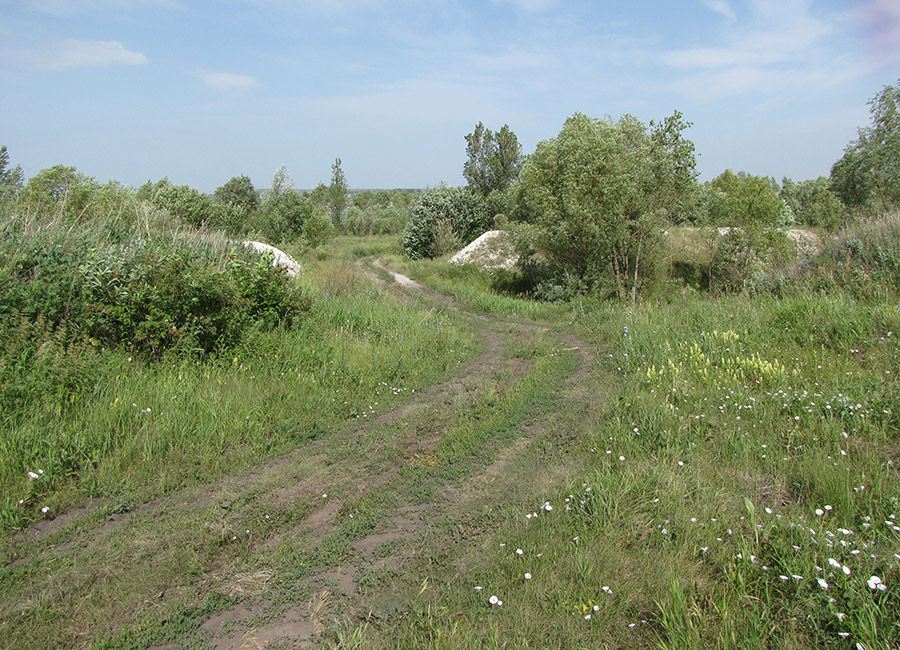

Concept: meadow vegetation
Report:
left=0, top=81, right=898, bottom=649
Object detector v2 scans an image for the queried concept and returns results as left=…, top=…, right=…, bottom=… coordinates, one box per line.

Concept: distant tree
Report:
left=22, top=165, right=98, bottom=218
left=214, top=175, right=259, bottom=213
left=151, top=183, right=213, bottom=227
left=0, top=145, right=24, bottom=204
left=517, top=111, right=697, bottom=301
left=781, top=177, right=845, bottom=230
left=255, top=162, right=312, bottom=243
left=463, top=122, right=524, bottom=197
left=831, top=78, right=900, bottom=212
left=327, top=158, right=349, bottom=227
left=705, top=170, right=791, bottom=228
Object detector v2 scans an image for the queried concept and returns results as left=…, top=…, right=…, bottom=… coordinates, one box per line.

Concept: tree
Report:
left=327, top=158, right=349, bottom=227
left=706, top=170, right=791, bottom=228
left=255, top=162, right=312, bottom=243
left=831, top=78, right=900, bottom=212
left=21, top=165, right=98, bottom=219
left=781, top=177, right=844, bottom=230
left=214, top=175, right=259, bottom=213
left=517, top=112, right=697, bottom=301
left=463, top=122, right=523, bottom=197
left=0, top=145, right=24, bottom=203
left=151, top=183, right=213, bottom=227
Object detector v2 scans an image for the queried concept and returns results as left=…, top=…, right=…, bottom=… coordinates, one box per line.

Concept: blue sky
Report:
left=1, top=0, right=898, bottom=192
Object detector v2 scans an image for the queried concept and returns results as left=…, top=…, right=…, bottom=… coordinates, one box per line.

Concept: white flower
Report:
left=27, top=471, right=39, bottom=479
left=619, top=456, right=625, bottom=461
left=516, top=548, right=523, bottom=556
left=489, top=595, right=498, bottom=605
left=843, top=565, right=851, bottom=576
left=593, top=605, right=600, bottom=611
left=474, top=586, right=483, bottom=591
left=867, top=575, right=887, bottom=591
left=524, top=573, right=532, bottom=580
left=602, top=586, right=612, bottom=594
left=835, top=612, right=845, bottom=620
left=828, top=558, right=841, bottom=569
left=584, top=614, right=591, bottom=620
left=815, top=509, right=824, bottom=516
left=817, top=578, right=829, bottom=590
left=41, top=506, right=49, bottom=513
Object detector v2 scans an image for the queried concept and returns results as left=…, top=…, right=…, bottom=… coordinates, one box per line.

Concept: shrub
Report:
left=401, top=187, right=491, bottom=259
left=150, top=183, right=213, bottom=227
left=709, top=227, right=796, bottom=294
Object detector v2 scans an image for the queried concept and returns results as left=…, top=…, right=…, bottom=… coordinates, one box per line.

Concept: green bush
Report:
left=401, top=187, right=491, bottom=259
left=709, top=227, right=796, bottom=294
left=150, top=183, right=213, bottom=227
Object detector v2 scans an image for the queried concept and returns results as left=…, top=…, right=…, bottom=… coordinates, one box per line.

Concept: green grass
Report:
left=2, top=217, right=900, bottom=649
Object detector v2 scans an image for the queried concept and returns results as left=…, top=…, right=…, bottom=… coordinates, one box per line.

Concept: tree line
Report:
left=402, top=78, right=900, bottom=300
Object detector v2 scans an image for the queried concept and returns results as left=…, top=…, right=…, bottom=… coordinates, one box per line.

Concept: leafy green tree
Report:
left=214, top=175, right=259, bottom=213
left=151, top=183, right=213, bottom=227
left=463, top=122, right=524, bottom=197
left=831, top=78, right=900, bottom=212
left=0, top=146, right=24, bottom=204
left=781, top=177, right=845, bottom=230
left=328, top=158, right=349, bottom=227
left=255, top=162, right=312, bottom=243
left=22, top=165, right=98, bottom=219
left=517, top=111, right=697, bottom=301
left=705, top=170, right=791, bottom=227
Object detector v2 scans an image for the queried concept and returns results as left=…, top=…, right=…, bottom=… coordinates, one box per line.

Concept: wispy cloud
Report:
left=489, top=0, right=557, bottom=14
left=10, top=39, right=149, bottom=69
left=7, top=0, right=182, bottom=16
left=469, top=50, right=556, bottom=71
left=198, top=71, right=260, bottom=92
left=662, top=0, right=845, bottom=100
left=699, top=0, right=736, bottom=22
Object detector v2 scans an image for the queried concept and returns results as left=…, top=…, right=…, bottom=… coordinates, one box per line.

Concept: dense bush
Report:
left=708, top=227, right=797, bottom=294
left=150, top=182, right=214, bottom=227
left=0, top=212, right=309, bottom=360
left=402, top=187, right=492, bottom=259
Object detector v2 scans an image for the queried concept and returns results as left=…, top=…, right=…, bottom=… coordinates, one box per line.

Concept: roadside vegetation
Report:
left=0, top=80, right=898, bottom=649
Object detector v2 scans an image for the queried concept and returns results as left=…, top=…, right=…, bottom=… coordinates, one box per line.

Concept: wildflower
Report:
left=817, top=578, right=829, bottom=590
left=584, top=614, right=591, bottom=620
left=489, top=595, right=499, bottom=605
left=41, top=506, right=49, bottom=514
left=816, top=509, right=824, bottom=516
left=474, top=586, right=483, bottom=591
left=593, top=605, right=600, bottom=611
left=838, top=632, right=849, bottom=639
left=867, top=575, right=887, bottom=591
left=524, top=573, right=532, bottom=580
left=27, top=471, right=39, bottom=480
left=516, top=548, right=524, bottom=556
left=602, top=586, right=612, bottom=594
left=828, top=558, right=841, bottom=569
left=835, top=612, right=845, bottom=620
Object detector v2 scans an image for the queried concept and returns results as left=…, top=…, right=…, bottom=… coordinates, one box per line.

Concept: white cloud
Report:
left=662, top=0, right=845, bottom=99
left=469, top=51, right=556, bottom=71
left=15, top=40, right=149, bottom=69
left=199, top=71, right=260, bottom=92
left=490, top=0, right=557, bottom=14
left=699, top=0, right=736, bottom=22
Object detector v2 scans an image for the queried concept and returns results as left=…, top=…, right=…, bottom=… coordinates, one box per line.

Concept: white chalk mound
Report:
left=242, top=241, right=302, bottom=277
left=449, top=230, right=518, bottom=271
